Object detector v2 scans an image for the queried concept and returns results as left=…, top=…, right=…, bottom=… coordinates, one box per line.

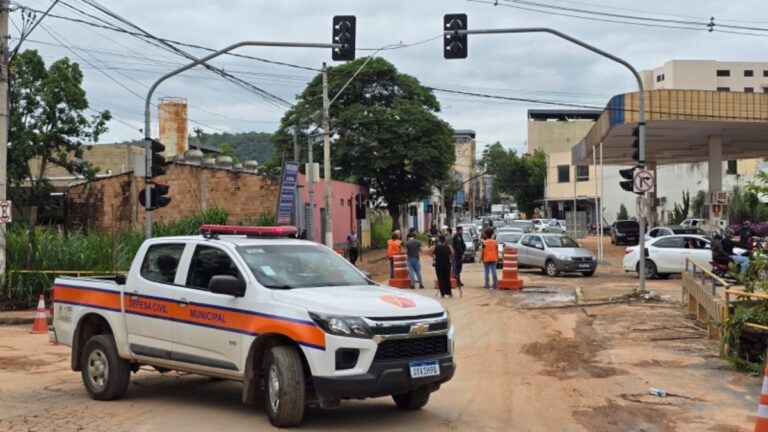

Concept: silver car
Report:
left=517, top=234, right=597, bottom=277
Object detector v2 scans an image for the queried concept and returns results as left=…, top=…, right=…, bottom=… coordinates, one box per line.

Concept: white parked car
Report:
left=623, top=234, right=742, bottom=279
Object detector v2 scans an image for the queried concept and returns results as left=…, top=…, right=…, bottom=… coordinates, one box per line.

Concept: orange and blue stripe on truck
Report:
left=53, top=283, right=326, bottom=350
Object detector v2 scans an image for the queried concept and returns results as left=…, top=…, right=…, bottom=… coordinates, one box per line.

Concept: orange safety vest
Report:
left=387, top=239, right=402, bottom=258
left=482, top=238, right=499, bottom=263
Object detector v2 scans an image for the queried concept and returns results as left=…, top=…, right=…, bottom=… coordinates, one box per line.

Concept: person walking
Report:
left=347, top=228, right=360, bottom=266
left=386, top=232, right=402, bottom=278
left=481, top=229, right=499, bottom=289
left=405, top=232, right=425, bottom=289
left=432, top=235, right=453, bottom=298
left=452, top=226, right=466, bottom=287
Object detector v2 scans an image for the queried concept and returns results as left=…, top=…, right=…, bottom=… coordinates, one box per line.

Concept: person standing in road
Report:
left=405, top=232, right=425, bottom=289
left=432, top=235, right=453, bottom=298
left=452, top=226, right=466, bottom=287
left=386, top=232, right=402, bottom=278
left=347, top=228, right=360, bottom=266
left=481, top=229, right=499, bottom=289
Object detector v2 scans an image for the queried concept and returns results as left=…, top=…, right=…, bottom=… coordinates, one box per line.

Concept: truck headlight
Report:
left=309, top=312, right=373, bottom=338
left=556, top=254, right=571, bottom=261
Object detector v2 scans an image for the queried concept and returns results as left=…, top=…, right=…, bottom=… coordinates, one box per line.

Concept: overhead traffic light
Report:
left=149, top=138, right=166, bottom=177
left=332, top=16, right=356, bottom=61
left=139, top=184, right=171, bottom=210
left=443, top=14, right=468, bottom=59
left=619, top=167, right=638, bottom=194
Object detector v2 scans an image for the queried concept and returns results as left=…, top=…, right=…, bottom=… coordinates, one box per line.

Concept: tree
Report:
left=691, top=190, right=708, bottom=219
left=480, top=142, right=546, bottom=216
left=617, top=204, right=629, bottom=220
left=671, top=190, right=690, bottom=224
left=9, top=50, right=110, bottom=220
left=270, top=57, right=454, bottom=230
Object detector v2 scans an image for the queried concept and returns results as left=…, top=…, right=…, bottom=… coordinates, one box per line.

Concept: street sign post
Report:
left=635, top=196, right=644, bottom=218
left=276, top=161, right=300, bottom=226
left=633, top=170, right=655, bottom=194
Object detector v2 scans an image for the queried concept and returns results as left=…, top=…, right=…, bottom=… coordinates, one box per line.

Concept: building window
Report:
left=764, top=70, right=768, bottom=77
left=717, top=87, right=730, bottom=92
left=576, top=165, right=589, bottom=182
left=726, top=160, right=737, bottom=175
left=745, top=87, right=754, bottom=93
left=716, top=69, right=730, bottom=77
left=655, top=74, right=665, bottom=82
left=764, top=87, right=768, bottom=94
left=745, top=70, right=754, bottom=77
left=557, top=165, right=570, bottom=183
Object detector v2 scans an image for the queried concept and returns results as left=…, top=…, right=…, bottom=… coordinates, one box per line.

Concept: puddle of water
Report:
left=515, top=286, right=576, bottom=307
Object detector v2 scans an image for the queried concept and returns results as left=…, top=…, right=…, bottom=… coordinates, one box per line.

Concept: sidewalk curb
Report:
left=0, top=317, right=35, bottom=325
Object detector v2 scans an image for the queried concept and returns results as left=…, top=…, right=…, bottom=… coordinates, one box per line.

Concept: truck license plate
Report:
left=578, top=264, right=591, bottom=269
left=409, top=360, right=440, bottom=378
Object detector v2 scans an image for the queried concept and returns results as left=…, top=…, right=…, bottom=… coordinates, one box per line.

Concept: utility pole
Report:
left=307, top=133, right=315, bottom=241
left=0, top=0, right=9, bottom=294
left=293, top=127, right=300, bottom=228
left=322, top=63, right=333, bottom=247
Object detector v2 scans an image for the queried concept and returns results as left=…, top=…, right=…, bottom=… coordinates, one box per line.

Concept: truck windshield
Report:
left=236, top=244, right=371, bottom=289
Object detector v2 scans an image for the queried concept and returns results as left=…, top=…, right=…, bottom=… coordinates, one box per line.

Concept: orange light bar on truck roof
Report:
left=199, top=224, right=298, bottom=238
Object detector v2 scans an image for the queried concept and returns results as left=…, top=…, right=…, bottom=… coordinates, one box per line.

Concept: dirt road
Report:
left=0, top=240, right=759, bottom=431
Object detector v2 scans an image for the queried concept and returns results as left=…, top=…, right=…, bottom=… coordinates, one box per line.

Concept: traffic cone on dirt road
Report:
left=753, top=365, right=768, bottom=431
left=498, top=246, right=524, bottom=290
left=388, top=253, right=411, bottom=289
left=30, top=294, right=48, bottom=334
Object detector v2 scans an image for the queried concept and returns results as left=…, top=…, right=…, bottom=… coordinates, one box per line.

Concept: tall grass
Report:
left=371, top=215, right=393, bottom=249
left=6, top=208, right=229, bottom=304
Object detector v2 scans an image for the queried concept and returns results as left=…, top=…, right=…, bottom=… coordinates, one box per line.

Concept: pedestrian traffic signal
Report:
left=139, top=183, right=171, bottom=210
left=631, top=126, right=640, bottom=163
left=149, top=138, right=166, bottom=178
left=619, top=168, right=636, bottom=194
left=443, top=14, right=468, bottom=59
left=332, top=16, right=356, bottom=61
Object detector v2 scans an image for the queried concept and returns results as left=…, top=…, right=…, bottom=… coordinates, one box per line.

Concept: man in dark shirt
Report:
left=452, top=226, right=466, bottom=287
left=405, top=233, right=425, bottom=289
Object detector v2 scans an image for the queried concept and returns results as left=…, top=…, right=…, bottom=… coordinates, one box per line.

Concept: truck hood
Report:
left=271, top=284, right=446, bottom=318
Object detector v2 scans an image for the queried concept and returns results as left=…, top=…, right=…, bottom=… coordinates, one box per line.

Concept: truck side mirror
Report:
left=209, top=275, right=245, bottom=297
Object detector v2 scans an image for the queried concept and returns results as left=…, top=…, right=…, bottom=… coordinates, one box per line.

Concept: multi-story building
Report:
left=641, top=60, right=768, bottom=94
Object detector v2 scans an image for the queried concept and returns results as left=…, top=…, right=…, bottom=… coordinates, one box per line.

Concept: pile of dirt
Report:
left=573, top=401, right=674, bottom=432
left=520, top=318, right=624, bottom=379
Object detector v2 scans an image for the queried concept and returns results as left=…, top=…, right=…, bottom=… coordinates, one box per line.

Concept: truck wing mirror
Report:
left=209, top=275, right=245, bottom=297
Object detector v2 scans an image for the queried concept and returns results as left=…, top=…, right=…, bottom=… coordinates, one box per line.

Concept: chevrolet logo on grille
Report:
left=409, top=323, right=429, bottom=335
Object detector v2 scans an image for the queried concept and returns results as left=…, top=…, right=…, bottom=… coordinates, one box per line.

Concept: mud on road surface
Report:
left=0, top=243, right=760, bottom=431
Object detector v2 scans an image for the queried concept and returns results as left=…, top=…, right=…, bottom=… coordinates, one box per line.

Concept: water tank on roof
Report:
left=158, top=97, right=188, bottom=159
left=215, top=156, right=233, bottom=169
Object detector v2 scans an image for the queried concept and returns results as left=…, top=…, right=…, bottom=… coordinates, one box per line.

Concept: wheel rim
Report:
left=645, top=261, right=654, bottom=276
left=547, top=263, right=556, bottom=276
left=87, top=349, right=109, bottom=389
left=268, top=364, right=280, bottom=412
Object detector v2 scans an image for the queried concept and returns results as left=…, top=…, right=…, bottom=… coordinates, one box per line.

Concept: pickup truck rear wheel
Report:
left=81, top=334, right=130, bottom=401
left=392, top=386, right=430, bottom=410
left=263, top=345, right=305, bottom=428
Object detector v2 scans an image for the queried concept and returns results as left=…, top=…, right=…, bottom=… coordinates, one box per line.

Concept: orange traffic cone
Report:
left=388, top=253, right=411, bottom=289
left=754, top=365, right=768, bottom=431
left=30, top=294, right=48, bottom=334
left=498, top=246, right=524, bottom=290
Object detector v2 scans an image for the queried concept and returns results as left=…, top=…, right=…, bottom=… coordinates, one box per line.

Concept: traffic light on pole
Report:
left=150, top=138, right=167, bottom=177
left=139, top=183, right=172, bottom=210
left=332, top=16, right=356, bottom=61
left=631, top=126, right=640, bottom=163
left=619, top=168, right=634, bottom=192
left=443, top=14, right=467, bottom=59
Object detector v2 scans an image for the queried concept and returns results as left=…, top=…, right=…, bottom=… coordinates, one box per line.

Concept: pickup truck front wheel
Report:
left=81, top=334, right=130, bottom=401
left=392, top=387, right=430, bottom=410
left=263, top=345, right=305, bottom=428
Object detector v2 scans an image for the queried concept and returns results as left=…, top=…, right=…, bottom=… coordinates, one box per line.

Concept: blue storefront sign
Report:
left=276, top=161, right=300, bottom=225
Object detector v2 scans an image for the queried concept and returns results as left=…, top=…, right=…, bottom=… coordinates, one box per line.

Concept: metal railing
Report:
left=7, top=269, right=126, bottom=299
left=681, top=258, right=733, bottom=338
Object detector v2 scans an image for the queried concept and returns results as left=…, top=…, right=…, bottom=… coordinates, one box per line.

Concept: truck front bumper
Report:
left=312, top=353, right=456, bottom=399
left=555, top=259, right=597, bottom=273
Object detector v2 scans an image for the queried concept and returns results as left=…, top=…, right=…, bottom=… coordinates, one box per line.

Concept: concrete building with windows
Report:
left=641, top=60, right=768, bottom=94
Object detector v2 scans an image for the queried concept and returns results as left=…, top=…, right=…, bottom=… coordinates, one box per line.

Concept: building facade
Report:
left=641, top=60, right=768, bottom=94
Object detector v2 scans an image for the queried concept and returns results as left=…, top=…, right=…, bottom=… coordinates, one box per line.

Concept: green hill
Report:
left=203, top=131, right=274, bottom=164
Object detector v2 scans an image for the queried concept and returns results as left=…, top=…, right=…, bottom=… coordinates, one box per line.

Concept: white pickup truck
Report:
left=50, top=225, right=455, bottom=427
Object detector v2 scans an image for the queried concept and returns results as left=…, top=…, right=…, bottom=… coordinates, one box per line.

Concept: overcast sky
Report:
left=12, top=0, right=768, bottom=155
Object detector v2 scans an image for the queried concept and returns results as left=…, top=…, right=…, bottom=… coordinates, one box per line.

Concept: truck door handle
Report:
left=177, top=298, right=188, bottom=308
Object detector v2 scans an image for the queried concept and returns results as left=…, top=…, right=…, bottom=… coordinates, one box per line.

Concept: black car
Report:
left=610, top=220, right=640, bottom=245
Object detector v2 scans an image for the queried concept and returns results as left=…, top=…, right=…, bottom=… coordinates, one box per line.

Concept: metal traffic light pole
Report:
left=447, top=25, right=647, bottom=290
left=142, top=40, right=341, bottom=238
